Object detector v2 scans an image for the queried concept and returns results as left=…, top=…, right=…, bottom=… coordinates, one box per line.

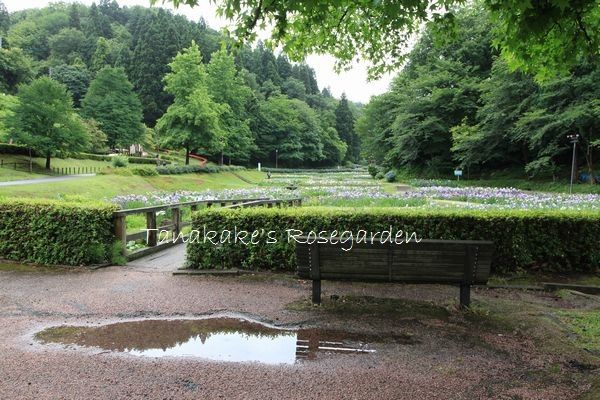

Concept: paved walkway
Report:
left=0, top=174, right=95, bottom=187
left=127, top=243, right=187, bottom=271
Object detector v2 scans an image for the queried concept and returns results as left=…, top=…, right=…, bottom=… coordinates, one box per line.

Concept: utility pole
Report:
left=567, top=134, right=579, bottom=194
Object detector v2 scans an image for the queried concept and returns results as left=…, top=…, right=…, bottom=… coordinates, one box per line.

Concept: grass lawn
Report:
left=0, top=170, right=266, bottom=201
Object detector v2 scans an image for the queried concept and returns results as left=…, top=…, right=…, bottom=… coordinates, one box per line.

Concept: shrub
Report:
left=367, top=164, right=379, bottom=178
left=0, top=199, right=117, bottom=265
left=111, top=155, right=129, bottom=168
left=71, top=153, right=111, bottom=161
left=0, top=143, right=38, bottom=156
left=384, top=170, right=397, bottom=182
left=131, top=167, right=158, bottom=176
left=262, top=167, right=362, bottom=174
left=187, top=207, right=600, bottom=275
left=375, top=172, right=384, bottom=180
left=128, top=156, right=170, bottom=165
left=156, top=164, right=245, bottom=175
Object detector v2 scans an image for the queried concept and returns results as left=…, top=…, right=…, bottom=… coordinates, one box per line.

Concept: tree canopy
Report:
left=153, top=0, right=599, bottom=80
left=82, top=66, right=144, bottom=148
left=8, top=77, right=88, bottom=169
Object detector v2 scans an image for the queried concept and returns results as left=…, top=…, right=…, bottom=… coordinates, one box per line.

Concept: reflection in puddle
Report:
left=35, top=317, right=376, bottom=365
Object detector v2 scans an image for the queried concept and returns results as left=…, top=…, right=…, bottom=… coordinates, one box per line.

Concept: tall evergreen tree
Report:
left=82, top=66, right=144, bottom=148
left=128, top=9, right=181, bottom=126
left=335, top=93, right=357, bottom=162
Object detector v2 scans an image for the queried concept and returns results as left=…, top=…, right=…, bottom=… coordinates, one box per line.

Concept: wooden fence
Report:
left=114, top=197, right=302, bottom=260
left=0, top=160, right=102, bottom=176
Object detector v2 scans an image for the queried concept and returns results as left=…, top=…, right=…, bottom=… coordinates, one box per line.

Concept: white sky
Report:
left=4, top=0, right=395, bottom=103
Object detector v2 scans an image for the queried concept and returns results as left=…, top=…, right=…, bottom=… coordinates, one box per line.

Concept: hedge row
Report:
left=70, top=153, right=170, bottom=165
left=187, top=207, right=600, bottom=274
left=157, top=165, right=245, bottom=174
left=262, top=167, right=364, bottom=173
left=0, top=199, right=117, bottom=266
left=0, top=143, right=38, bottom=156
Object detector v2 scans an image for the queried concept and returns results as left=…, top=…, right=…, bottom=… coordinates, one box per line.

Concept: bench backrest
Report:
left=296, top=238, right=494, bottom=285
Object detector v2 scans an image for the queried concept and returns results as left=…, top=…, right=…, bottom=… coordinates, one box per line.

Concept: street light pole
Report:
left=567, top=134, right=579, bottom=194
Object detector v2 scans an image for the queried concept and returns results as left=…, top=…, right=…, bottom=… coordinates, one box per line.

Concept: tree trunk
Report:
left=45, top=153, right=51, bottom=170
left=185, top=146, right=190, bottom=165
left=28, top=148, right=33, bottom=173
left=220, top=151, right=224, bottom=166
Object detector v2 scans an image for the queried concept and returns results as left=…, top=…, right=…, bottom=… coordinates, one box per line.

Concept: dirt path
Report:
left=0, top=260, right=597, bottom=399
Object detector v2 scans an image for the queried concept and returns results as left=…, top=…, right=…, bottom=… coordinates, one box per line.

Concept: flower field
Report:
left=109, top=171, right=600, bottom=212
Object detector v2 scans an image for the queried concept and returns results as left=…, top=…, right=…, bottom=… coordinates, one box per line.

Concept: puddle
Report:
left=35, top=317, right=376, bottom=365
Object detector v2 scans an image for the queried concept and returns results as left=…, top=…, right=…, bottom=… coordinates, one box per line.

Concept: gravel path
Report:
left=0, top=256, right=596, bottom=399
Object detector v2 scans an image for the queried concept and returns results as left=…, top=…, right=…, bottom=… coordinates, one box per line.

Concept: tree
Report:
left=82, top=118, right=108, bottom=153
left=50, top=64, right=91, bottom=107
left=153, top=0, right=599, bottom=80
left=156, top=41, right=225, bottom=164
left=0, top=1, right=9, bottom=35
left=0, top=93, right=17, bottom=140
left=0, top=47, right=35, bottom=94
left=206, top=47, right=255, bottom=164
left=253, top=96, right=324, bottom=167
left=8, top=77, right=88, bottom=169
left=335, top=93, right=357, bottom=162
left=82, top=66, right=144, bottom=148
left=48, top=27, right=85, bottom=63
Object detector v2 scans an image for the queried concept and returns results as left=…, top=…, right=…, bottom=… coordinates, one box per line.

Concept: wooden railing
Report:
left=114, top=197, right=302, bottom=260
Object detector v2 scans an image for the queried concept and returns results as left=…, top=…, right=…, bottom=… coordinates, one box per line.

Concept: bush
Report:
left=375, top=172, right=384, bottom=180
left=368, top=164, right=379, bottom=178
left=262, top=167, right=362, bottom=174
left=128, top=156, right=170, bottom=165
left=111, top=155, right=129, bottom=168
left=187, top=207, right=600, bottom=274
left=156, top=164, right=245, bottom=175
left=131, top=167, right=158, bottom=176
left=71, top=153, right=111, bottom=162
left=384, top=170, right=397, bottom=182
left=0, top=143, right=38, bottom=156
left=0, top=199, right=117, bottom=265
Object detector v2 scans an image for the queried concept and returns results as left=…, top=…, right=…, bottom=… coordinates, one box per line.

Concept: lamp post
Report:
left=567, top=134, right=579, bottom=194
left=275, top=149, right=278, bottom=169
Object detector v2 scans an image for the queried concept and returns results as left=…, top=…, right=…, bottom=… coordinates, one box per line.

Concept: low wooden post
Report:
left=172, top=208, right=181, bottom=240
left=146, top=211, right=157, bottom=246
left=459, top=284, right=470, bottom=309
left=114, top=215, right=127, bottom=255
left=206, top=202, right=212, bottom=208
left=309, top=242, right=321, bottom=304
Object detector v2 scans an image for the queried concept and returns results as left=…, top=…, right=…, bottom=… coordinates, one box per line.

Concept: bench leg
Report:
left=459, top=284, right=470, bottom=309
left=312, top=280, right=321, bottom=304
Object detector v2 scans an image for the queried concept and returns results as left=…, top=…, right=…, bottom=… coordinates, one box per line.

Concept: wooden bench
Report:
left=296, top=238, right=494, bottom=308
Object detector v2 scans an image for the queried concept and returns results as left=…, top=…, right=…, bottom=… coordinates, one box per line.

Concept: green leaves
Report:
left=189, top=207, right=600, bottom=273
left=0, top=199, right=116, bottom=266
left=8, top=77, right=88, bottom=167
left=157, top=41, right=226, bottom=160
left=82, top=66, right=145, bottom=148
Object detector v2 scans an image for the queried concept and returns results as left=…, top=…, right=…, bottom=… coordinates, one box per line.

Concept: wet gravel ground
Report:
left=0, top=257, right=597, bottom=399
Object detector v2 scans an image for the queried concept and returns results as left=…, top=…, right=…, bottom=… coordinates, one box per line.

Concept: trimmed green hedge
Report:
left=187, top=207, right=600, bottom=274
left=0, top=199, right=117, bottom=266
left=262, top=167, right=363, bottom=173
left=157, top=165, right=245, bottom=174
left=0, top=143, right=38, bottom=156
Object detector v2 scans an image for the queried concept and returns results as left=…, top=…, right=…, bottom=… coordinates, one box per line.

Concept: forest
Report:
left=0, top=0, right=359, bottom=168
left=357, top=7, right=599, bottom=182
